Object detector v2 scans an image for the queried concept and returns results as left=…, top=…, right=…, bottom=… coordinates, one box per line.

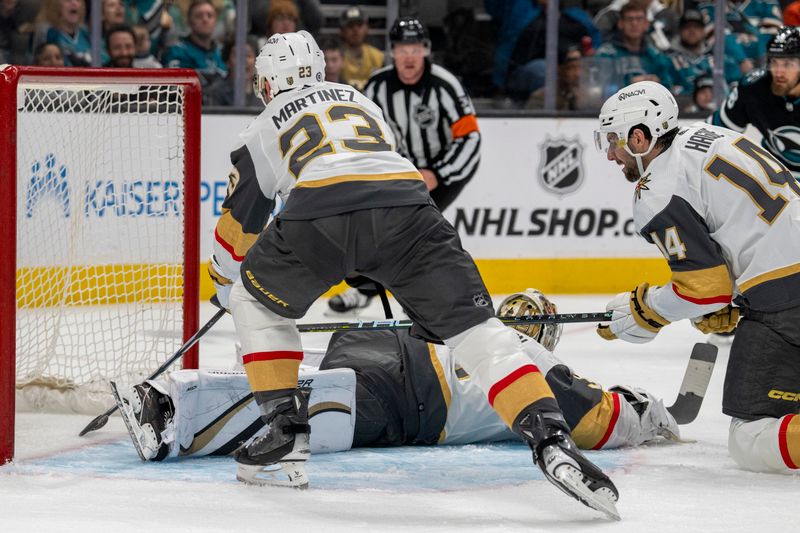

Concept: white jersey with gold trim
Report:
left=234, top=81, right=429, bottom=221
left=633, top=122, right=800, bottom=318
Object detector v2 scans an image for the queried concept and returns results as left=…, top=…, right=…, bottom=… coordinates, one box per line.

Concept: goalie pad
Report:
left=149, top=367, right=356, bottom=460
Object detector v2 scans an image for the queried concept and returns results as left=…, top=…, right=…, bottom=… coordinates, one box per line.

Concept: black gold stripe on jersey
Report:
left=671, top=265, right=733, bottom=305
left=738, top=264, right=800, bottom=312
left=280, top=173, right=432, bottom=220
left=641, top=196, right=733, bottom=304
left=214, top=145, right=274, bottom=261
left=544, top=364, right=617, bottom=449
left=425, top=343, right=452, bottom=443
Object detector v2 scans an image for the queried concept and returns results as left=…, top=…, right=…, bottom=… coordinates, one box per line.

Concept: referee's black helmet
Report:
left=389, top=17, right=430, bottom=47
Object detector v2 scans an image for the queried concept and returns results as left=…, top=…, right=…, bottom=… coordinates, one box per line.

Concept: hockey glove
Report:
left=692, top=305, right=740, bottom=334
left=208, top=254, right=233, bottom=310
left=597, top=283, right=670, bottom=343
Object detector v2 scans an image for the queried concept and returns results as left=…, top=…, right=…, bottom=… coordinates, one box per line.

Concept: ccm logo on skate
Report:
left=768, top=389, right=800, bottom=401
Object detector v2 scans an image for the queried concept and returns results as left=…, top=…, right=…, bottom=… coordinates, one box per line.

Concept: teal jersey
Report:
left=698, top=0, right=783, bottom=61
left=45, top=26, right=98, bottom=66
left=163, top=37, right=228, bottom=86
left=595, top=38, right=675, bottom=88
left=669, top=35, right=748, bottom=94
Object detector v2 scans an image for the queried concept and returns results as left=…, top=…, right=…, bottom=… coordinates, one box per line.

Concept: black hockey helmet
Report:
left=767, top=26, right=800, bottom=59
left=389, top=17, right=430, bottom=47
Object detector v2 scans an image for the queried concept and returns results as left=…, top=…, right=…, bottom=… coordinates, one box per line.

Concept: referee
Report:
left=328, top=17, right=482, bottom=315
left=365, top=17, right=481, bottom=211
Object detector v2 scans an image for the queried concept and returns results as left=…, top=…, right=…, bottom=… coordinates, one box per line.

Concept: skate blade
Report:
left=110, top=381, right=148, bottom=461
left=236, top=461, right=309, bottom=489
left=552, top=465, right=621, bottom=521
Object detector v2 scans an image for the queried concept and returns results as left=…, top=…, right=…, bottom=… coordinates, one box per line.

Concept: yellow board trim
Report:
left=294, top=171, right=423, bottom=189
left=199, top=257, right=671, bottom=300
left=739, top=262, right=800, bottom=293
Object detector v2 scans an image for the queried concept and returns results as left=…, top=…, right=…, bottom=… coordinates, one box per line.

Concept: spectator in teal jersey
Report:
left=163, top=0, right=227, bottom=88
left=669, top=9, right=753, bottom=96
left=39, top=0, right=93, bottom=66
left=698, top=0, right=783, bottom=64
left=124, top=0, right=174, bottom=57
left=595, top=2, right=674, bottom=89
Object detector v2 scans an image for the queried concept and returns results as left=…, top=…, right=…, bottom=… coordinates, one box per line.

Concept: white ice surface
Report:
left=2, top=296, right=797, bottom=532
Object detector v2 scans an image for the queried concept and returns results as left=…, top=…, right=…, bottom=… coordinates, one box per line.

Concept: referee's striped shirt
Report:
left=364, top=61, right=481, bottom=186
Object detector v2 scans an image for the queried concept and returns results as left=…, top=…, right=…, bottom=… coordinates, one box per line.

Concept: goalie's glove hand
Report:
left=208, top=254, right=233, bottom=310
left=597, top=283, right=670, bottom=343
left=692, top=305, right=740, bottom=334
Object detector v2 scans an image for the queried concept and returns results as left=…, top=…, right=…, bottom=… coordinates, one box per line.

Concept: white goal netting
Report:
left=15, top=82, right=192, bottom=413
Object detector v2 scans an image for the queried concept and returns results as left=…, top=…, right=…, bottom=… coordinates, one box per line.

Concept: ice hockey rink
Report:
left=2, top=295, right=797, bottom=532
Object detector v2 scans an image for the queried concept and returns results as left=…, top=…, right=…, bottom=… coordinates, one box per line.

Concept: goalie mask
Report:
left=254, top=30, right=325, bottom=104
left=497, top=289, right=562, bottom=352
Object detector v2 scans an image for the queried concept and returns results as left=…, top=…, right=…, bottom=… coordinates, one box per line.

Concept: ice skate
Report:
left=514, top=409, right=620, bottom=520
left=235, top=388, right=311, bottom=489
left=610, top=385, right=680, bottom=442
left=325, top=287, right=372, bottom=316
left=111, top=381, right=174, bottom=461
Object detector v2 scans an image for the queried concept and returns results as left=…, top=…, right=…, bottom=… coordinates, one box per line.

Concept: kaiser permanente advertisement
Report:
left=199, top=115, right=676, bottom=294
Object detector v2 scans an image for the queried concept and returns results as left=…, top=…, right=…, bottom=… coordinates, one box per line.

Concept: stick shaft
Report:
left=78, top=308, right=227, bottom=436
left=297, top=311, right=612, bottom=333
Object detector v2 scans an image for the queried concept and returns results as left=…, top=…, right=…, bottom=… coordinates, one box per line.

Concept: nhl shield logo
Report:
left=538, top=137, right=584, bottom=195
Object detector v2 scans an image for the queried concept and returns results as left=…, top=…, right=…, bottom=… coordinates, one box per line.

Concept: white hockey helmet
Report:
left=254, top=30, right=325, bottom=104
left=497, top=289, right=563, bottom=352
left=594, top=81, right=679, bottom=165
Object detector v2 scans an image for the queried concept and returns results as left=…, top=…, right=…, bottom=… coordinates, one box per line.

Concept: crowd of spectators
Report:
left=0, top=0, right=796, bottom=111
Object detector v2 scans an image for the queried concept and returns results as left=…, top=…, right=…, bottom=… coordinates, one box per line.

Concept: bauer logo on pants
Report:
left=538, top=137, right=584, bottom=197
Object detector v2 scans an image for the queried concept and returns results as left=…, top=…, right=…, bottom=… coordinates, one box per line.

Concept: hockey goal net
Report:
left=0, top=66, right=201, bottom=463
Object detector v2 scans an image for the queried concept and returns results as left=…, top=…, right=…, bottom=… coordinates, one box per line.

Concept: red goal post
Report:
left=0, top=66, right=202, bottom=464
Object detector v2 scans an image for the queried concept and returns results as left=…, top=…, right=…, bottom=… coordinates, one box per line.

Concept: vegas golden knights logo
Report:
left=537, top=136, right=584, bottom=196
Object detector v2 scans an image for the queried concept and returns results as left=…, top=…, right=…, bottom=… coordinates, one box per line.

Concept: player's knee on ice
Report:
left=729, top=416, right=800, bottom=473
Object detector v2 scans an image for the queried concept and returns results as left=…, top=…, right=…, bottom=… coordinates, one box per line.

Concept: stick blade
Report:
left=78, top=413, right=110, bottom=436
left=667, top=342, right=718, bottom=425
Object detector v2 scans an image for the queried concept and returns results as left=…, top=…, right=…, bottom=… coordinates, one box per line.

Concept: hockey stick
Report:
left=78, top=308, right=227, bottom=436
left=666, top=342, right=718, bottom=425
left=295, top=311, right=613, bottom=333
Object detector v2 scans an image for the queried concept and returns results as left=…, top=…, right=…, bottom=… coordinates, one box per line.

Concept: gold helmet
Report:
left=497, top=288, right=562, bottom=352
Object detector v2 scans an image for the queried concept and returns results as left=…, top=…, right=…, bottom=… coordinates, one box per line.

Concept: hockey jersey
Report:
left=211, top=81, right=430, bottom=286
left=633, top=122, right=800, bottom=318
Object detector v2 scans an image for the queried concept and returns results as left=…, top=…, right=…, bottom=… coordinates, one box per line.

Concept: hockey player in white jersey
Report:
left=116, top=289, right=678, bottom=462
left=206, top=31, right=619, bottom=518
left=594, top=81, right=800, bottom=473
